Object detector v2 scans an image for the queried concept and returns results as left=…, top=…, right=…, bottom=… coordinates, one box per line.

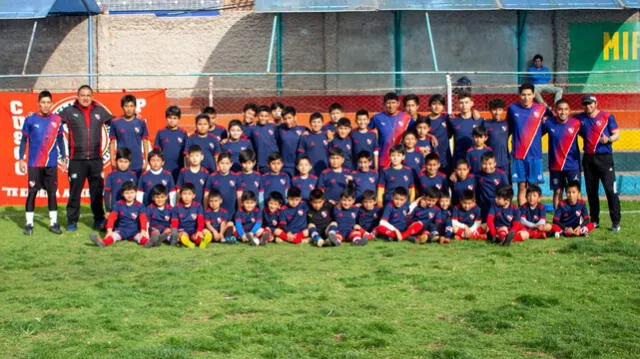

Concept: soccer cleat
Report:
left=352, top=237, right=369, bottom=246
left=143, top=237, right=155, bottom=248
left=316, top=239, right=325, bottom=247
left=247, top=233, right=259, bottom=246
left=275, top=237, right=285, bottom=244
left=49, top=223, right=62, bottom=235
left=406, top=236, right=417, bottom=243
left=93, top=218, right=106, bottom=231
left=260, top=233, right=270, bottom=245
left=89, top=233, right=105, bottom=248
left=200, top=233, right=213, bottom=248
left=439, top=236, right=451, bottom=244
left=23, top=224, right=34, bottom=236
left=66, top=222, right=78, bottom=232
left=502, top=232, right=515, bottom=247
left=327, top=231, right=341, bottom=246
left=610, top=224, right=620, bottom=233
left=170, top=229, right=179, bottom=246
left=418, top=234, right=430, bottom=244
left=301, top=237, right=312, bottom=244
left=179, top=234, right=195, bottom=248
left=554, top=232, right=561, bottom=239
left=158, top=233, right=170, bottom=245
left=150, top=233, right=162, bottom=247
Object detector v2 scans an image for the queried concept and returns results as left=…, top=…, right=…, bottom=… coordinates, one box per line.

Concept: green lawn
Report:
left=0, top=202, right=639, bottom=359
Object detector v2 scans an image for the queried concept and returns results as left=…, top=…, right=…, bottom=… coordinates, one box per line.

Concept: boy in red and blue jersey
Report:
left=234, top=191, right=263, bottom=246
left=551, top=181, right=595, bottom=238
left=484, top=98, right=511, bottom=177
left=449, top=92, right=484, bottom=164
left=154, top=106, right=187, bottom=182
left=203, top=106, right=227, bottom=142
left=451, top=190, right=485, bottom=240
left=297, top=112, right=329, bottom=176
left=356, top=190, right=382, bottom=242
left=19, top=90, right=66, bottom=235
left=203, top=189, right=236, bottom=244
left=185, top=113, right=221, bottom=173
left=137, top=150, right=177, bottom=206
left=369, top=93, right=414, bottom=168
left=170, top=183, right=210, bottom=248
left=109, top=94, right=150, bottom=177
left=414, top=117, right=433, bottom=157
left=247, top=106, right=279, bottom=173
left=377, top=145, right=415, bottom=205
left=327, top=188, right=368, bottom=246
left=204, top=153, right=238, bottom=216
left=353, top=151, right=378, bottom=202
left=104, top=148, right=137, bottom=215
left=543, top=99, right=582, bottom=208
left=261, top=191, right=284, bottom=244
left=259, top=152, right=291, bottom=207
left=507, top=83, right=552, bottom=205
left=274, top=187, right=310, bottom=244
left=292, top=156, right=317, bottom=201
left=221, top=119, right=254, bottom=173
left=241, top=103, right=258, bottom=137
left=323, top=103, right=344, bottom=133
left=405, top=187, right=443, bottom=244
left=176, top=145, right=209, bottom=205
left=466, top=125, right=492, bottom=175
left=90, top=182, right=154, bottom=248
left=417, top=153, right=448, bottom=196
left=486, top=185, right=528, bottom=246
left=318, top=148, right=353, bottom=205
left=427, top=95, right=452, bottom=173
left=351, top=109, right=379, bottom=171
left=476, top=152, right=509, bottom=220
left=375, top=187, right=411, bottom=241
left=329, top=118, right=355, bottom=171
left=449, top=159, right=476, bottom=205
left=437, top=192, right=454, bottom=243
left=519, top=184, right=551, bottom=239
left=278, top=106, right=308, bottom=178
left=307, top=189, right=335, bottom=247
left=146, top=185, right=173, bottom=245
left=403, top=131, right=425, bottom=180
left=237, top=149, right=261, bottom=208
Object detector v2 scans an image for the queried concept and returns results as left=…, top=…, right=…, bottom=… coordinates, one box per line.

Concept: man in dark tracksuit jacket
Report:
left=60, top=85, right=114, bottom=231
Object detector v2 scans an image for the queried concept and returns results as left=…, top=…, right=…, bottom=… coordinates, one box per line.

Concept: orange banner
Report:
left=0, top=90, right=167, bottom=206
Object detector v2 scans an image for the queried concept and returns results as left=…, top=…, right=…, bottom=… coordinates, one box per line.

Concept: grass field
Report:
left=1, top=202, right=639, bottom=359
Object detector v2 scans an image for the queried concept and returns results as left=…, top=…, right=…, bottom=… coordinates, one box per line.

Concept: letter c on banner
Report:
left=10, top=100, right=23, bottom=115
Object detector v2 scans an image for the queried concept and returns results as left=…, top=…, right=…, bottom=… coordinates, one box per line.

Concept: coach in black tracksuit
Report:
left=60, top=85, right=113, bottom=231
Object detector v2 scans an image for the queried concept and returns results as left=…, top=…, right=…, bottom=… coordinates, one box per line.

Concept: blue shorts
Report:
left=512, top=158, right=544, bottom=184
left=550, top=170, right=581, bottom=191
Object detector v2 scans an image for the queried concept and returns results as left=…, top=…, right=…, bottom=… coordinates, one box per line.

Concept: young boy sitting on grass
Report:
left=328, top=188, right=368, bottom=246
left=170, top=183, right=210, bottom=249
left=451, top=189, right=485, bottom=240
left=551, top=181, right=595, bottom=238
left=307, top=189, right=335, bottom=248
left=375, top=187, right=412, bottom=241
left=146, top=184, right=173, bottom=246
left=275, top=187, right=310, bottom=244
left=519, top=184, right=552, bottom=239
left=203, top=189, right=236, bottom=244
left=486, top=185, right=529, bottom=246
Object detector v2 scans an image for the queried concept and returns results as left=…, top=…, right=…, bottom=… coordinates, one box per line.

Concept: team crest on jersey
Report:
left=493, top=179, right=500, bottom=185
left=199, top=178, right=205, bottom=185
left=280, top=179, right=286, bottom=185
left=429, top=212, right=434, bottom=218
left=268, top=129, right=274, bottom=135
left=467, top=185, right=473, bottom=190
left=162, top=180, right=167, bottom=185
left=94, top=114, right=101, bottom=120
left=323, top=140, right=328, bottom=146
left=369, top=177, right=376, bottom=183
left=271, top=219, right=278, bottom=226
left=296, top=130, right=302, bottom=136
left=51, top=121, right=59, bottom=128
left=229, top=180, right=236, bottom=187
left=131, top=212, right=138, bottom=219
left=436, top=184, right=442, bottom=189
left=190, top=213, right=197, bottom=220
left=414, top=158, right=420, bottom=164
left=177, top=137, right=183, bottom=143
left=403, top=175, right=408, bottom=182
left=215, top=217, right=222, bottom=223
left=351, top=212, right=357, bottom=218
left=502, top=126, right=507, bottom=131
left=250, top=218, right=256, bottom=223
left=134, top=127, right=140, bottom=133
left=297, top=209, right=304, bottom=216
left=533, top=215, right=539, bottom=221
left=321, top=211, right=328, bottom=217
left=367, top=138, right=372, bottom=145
left=209, top=143, right=214, bottom=149
left=164, top=215, right=170, bottom=221
left=254, top=181, right=259, bottom=188
left=596, top=120, right=602, bottom=126
left=470, top=214, right=475, bottom=219
left=33, top=123, right=40, bottom=129
left=568, top=128, right=575, bottom=134
left=576, top=210, right=581, bottom=216
left=506, top=215, right=513, bottom=221
left=346, top=144, right=351, bottom=150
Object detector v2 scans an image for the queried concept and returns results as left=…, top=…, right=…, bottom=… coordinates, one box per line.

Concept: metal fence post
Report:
left=208, top=76, right=214, bottom=107
left=445, top=73, right=453, bottom=115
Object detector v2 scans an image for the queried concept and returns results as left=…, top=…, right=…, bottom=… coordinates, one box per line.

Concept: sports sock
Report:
left=401, top=222, right=423, bottom=239
left=25, top=212, right=34, bottom=226
left=103, top=235, right=115, bottom=246
left=49, top=211, right=57, bottom=226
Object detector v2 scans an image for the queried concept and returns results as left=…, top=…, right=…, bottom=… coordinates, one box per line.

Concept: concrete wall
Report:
left=0, top=10, right=636, bottom=98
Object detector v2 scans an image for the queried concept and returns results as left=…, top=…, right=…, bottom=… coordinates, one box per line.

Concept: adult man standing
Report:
left=60, top=85, right=113, bottom=231
left=369, top=92, right=414, bottom=168
left=576, top=94, right=621, bottom=232
left=528, top=54, right=563, bottom=108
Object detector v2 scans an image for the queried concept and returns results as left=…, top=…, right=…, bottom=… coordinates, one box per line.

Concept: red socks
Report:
left=402, top=222, right=424, bottom=239
left=103, top=236, right=115, bottom=246
left=376, top=225, right=397, bottom=239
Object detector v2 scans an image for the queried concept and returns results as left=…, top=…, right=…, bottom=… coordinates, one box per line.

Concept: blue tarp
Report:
left=0, top=0, right=100, bottom=19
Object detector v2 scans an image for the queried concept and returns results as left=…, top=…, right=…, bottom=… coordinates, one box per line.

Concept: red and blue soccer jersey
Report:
left=262, top=208, right=281, bottom=232
left=476, top=169, right=509, bottom=218
left=378, top=166, right=415, bottom=202
left=171, top=202, right=204, bottom=235
left=369, top=111, right=414, bottom=168
left=210, top=125, right=228, bottom=142
left=234, top=207, right=261, bottom=233
left=410, top=205, right=441, bottom=231
left=104, top=169, right=137, bottom=211
left=466, top=146, right=493, bottom=175
left=221, top=139, right=253, bottom=172
left=329, top=136, right=355, bottom=170
left=278, top=202, right=308, bottom=233
left=417, top=172, right=448, bottom=195
left=416, top=138, right=432, bottom=155
left=576, top=111, right=618, bottom=155
left=154, top=127, right=187, bottom=181
left=107, top=200, right=148, bottom=239
left=452, top=204, right=481, bottom=227
left=147, top=203, right=172, bottom=232
left=137, top=170, right=176, bottom=205
left=297, top=132, right=329, bottom=176
left=176, top=167, right=209, bottom=204
left=278, top=125, right=307, bottom=173
left=184, top=133, right=221, bottom=173
left=317, top=168, right=352, bottom=202
left=438, top=207, right=454, bottom=238
left=351, top=129, right=379, bottom=161
left=358, top=206, right=382, bottom=232
left=333, top=205, right=359, bottom=236
left=247, top=123, right=279, bottom=172
left=488, top=204, right=521, bottom=228
left=507, top=103, right=548, bottom=160
left=428, top=114, right=452, bottom=169
left=260, top=172, right=291, bottom=201
left=238, top=171, right=261, bottom=198
left=21, top=112, right=64, bottom=167
left=520, top=203, right=546, bottom=227
left=204, top=207, right=230, bottom=232
left=206, top=172, right=239, bottom=215
left=353, top=170, right=378, bottom=201
left=292, top=175, right=318, bottom=201
left=484, top=120, right=510, bottom=170
left=381, top=203, right=410, bottom=231
left=404, top=150, right=425, bottom=178
left=109, top=117, right=149, bottom=171
left=451, top=174, right=476, bottom=205
left=543, top=116, right=581, bottom=171
left=553, top=200, right=589, bottom=229
left=448, top=116, right=484, bottom=162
